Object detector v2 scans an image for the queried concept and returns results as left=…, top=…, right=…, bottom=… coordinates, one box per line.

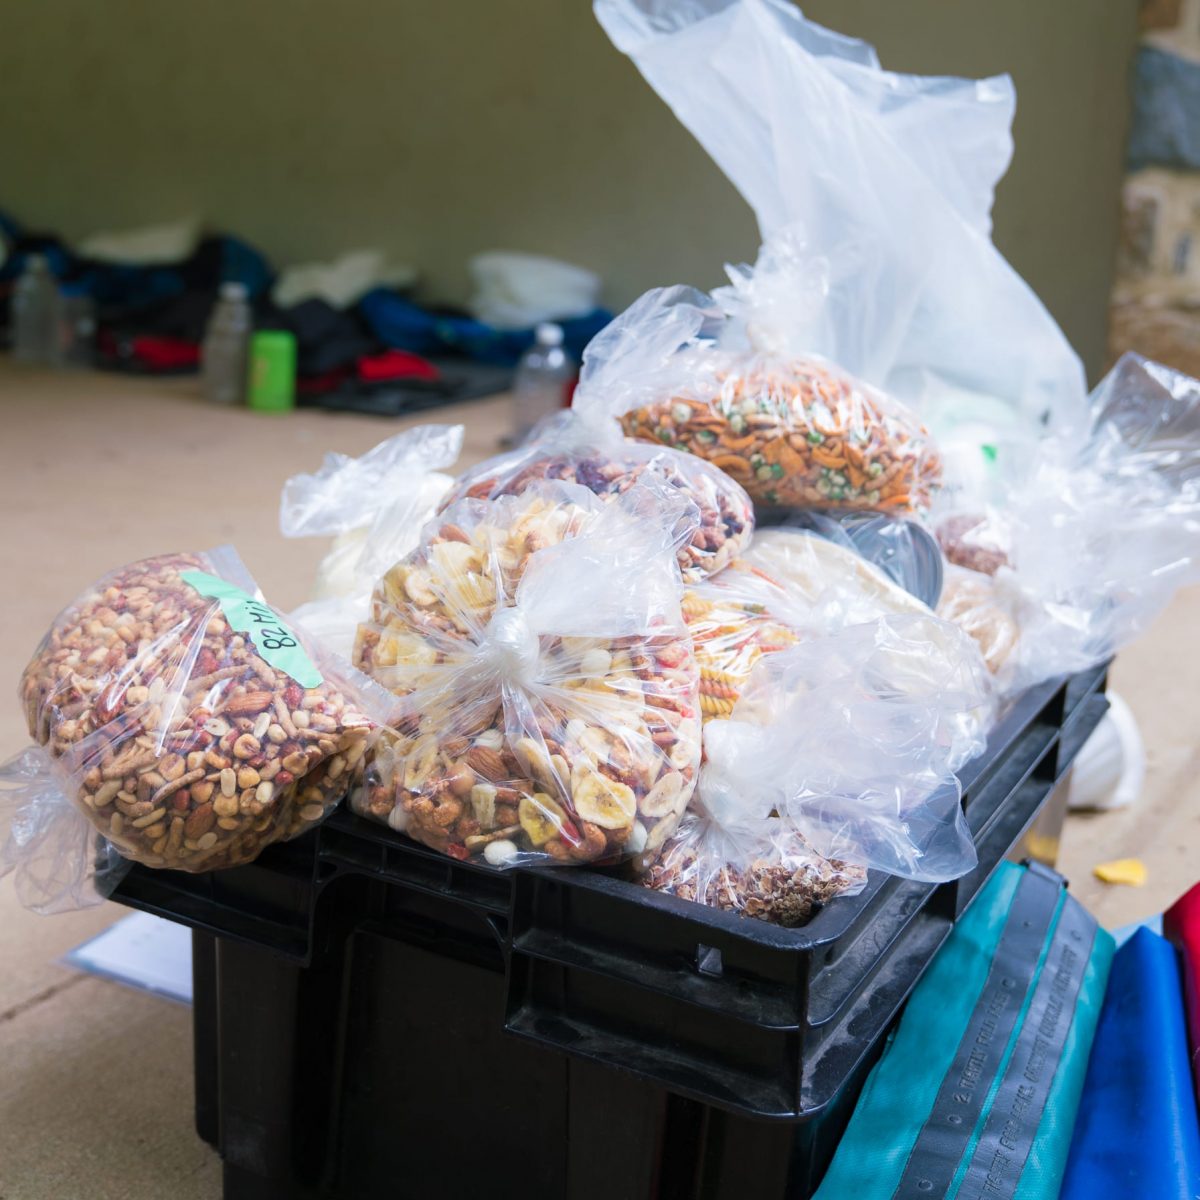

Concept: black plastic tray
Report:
left=114, top=664, right=1108, bottom=1125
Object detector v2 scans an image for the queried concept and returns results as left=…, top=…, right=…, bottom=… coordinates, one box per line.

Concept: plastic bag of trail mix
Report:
left=3, top=547, right=390, bottom=911
left=352, top=480, right=702, bottom=868
left=643, top=809, right=866, bottom=927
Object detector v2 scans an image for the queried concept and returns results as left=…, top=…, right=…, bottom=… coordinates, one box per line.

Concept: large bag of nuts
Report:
left=1, top=549, right=389, bottom=910
left=352, top=480, right=702, bottom=867
left=686, top=528, right=934, bottom=722
left=441, top=296, right=755, bottom=581
left=573, top=255, right=944, bottom=515
left=280, top=424, right=464, bottom=659
left=646, top=614, right=993, bottom=923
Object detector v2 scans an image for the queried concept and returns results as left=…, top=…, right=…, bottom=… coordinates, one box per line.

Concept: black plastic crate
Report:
left=112, top=666, right=1108, bottom=1198
left=116, top=666, right=1106, bottom=1110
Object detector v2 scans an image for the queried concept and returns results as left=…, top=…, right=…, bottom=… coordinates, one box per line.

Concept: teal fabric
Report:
left=1012, top=923, right=1113, bottom=1200
left=943, top=886, right=1066, bottom=1198
left=814, top=863, right=1111, bottom=1200
left=814, top=863, right=1023, bottom=1197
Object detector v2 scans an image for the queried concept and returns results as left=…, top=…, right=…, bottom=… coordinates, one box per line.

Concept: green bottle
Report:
left=247, top=330, right=296, bottom=412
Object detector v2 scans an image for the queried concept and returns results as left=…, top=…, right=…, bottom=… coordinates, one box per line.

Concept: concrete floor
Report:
left=0, top=361, right=1197, bottom=1198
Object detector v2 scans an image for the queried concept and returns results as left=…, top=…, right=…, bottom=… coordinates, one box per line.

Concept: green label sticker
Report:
left=181, top=569, right=323, bottom=689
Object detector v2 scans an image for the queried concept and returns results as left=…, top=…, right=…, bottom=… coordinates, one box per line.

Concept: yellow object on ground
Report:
left=1093, top=858, right=1148, bottom=887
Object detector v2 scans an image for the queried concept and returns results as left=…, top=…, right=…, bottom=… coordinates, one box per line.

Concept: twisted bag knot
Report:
left=477, top=606, right=541, bottom=688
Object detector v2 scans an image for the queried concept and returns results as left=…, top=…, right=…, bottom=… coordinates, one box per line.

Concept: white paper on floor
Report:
left=65, top=911, right=193, bottom=1004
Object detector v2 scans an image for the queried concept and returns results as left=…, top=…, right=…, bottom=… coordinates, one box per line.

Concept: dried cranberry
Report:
left=574, top=459, right=610, bottom=493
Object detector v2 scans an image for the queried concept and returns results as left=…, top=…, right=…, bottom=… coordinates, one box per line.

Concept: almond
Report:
left=465, top=745, right=508, bottom=782
left=184, top=803, right=215, bottom=840
left=222, top=690, right=275, bottom=716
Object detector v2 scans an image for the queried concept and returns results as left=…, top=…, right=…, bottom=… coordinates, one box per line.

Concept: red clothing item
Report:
left=357, top=349, right=439, bottom=383
left=1164, top=881, right=1200, bottom=1104
left=97, top=329, right=200, bottom=371
left=132, top=336, right=200, bottom=370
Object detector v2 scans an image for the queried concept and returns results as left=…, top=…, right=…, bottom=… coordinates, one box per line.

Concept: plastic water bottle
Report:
left=201, top=282, right=253, bottom=404
left=511, top=323, right=574, bottom=443
left=12, top=254, right=61, bottom=365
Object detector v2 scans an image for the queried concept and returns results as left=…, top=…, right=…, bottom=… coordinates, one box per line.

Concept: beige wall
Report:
left=0, top=0, right=1136, bottom=379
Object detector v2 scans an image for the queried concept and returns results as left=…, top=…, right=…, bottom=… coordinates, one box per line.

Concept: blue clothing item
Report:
left=79, top=235, right=273, bottom=310
left=81, top=263, right=187, bottom=309
left=219, top=235, right=273, bottom=298
left=1128, top=45, right=1200, bottom=172
left=0, top=241, right=73, bottom=283
left=1061, top=926, right=1200, bottom=1199
left=360, top=288, right=609, bottom=367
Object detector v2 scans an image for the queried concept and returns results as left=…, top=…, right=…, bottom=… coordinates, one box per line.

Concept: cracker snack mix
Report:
left=621, top=359, right=941, bottom=513
left=572, top=242, right=942, bottom=515
left=17, top=549, right=380, bottom=873
left=352, top=481, right=701, bottom=867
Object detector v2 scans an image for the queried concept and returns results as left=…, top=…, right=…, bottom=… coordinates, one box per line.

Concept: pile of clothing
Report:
left=0, top=212, right=610, bottom=403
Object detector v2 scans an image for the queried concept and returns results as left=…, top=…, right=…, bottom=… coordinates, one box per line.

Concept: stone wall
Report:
left=1111, top=0, right=1200, bottom=372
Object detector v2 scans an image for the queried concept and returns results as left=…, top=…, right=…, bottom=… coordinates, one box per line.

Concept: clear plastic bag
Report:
left=444, top=417, right=755, bottom=582
left=0, top=748, right=130, bottom=914
left=685, top=527, right=933, bottom=721
left=767, top=509, right=945, bottom=608
left=643, top=810, right=867, bottom=926
left=352, top=481, right=702, bottom=866
left=936, top=564, right=1020, bottom=678
left=683, top=564, right=804, bottom=724
left=280, top=425, right=464, bottom=658
left=573, top=254, right=944, bottom=515
left=13, top=548, right=389, bottom=887
left=595, top=0, right=1087, bottom=435
left=742, top=528, right=934, bottom=626
left=445, top=295, right=756, bottom=580
left=933, top=353, right=1200, bottom=692
left=696, top=614, right=993, bottom=885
